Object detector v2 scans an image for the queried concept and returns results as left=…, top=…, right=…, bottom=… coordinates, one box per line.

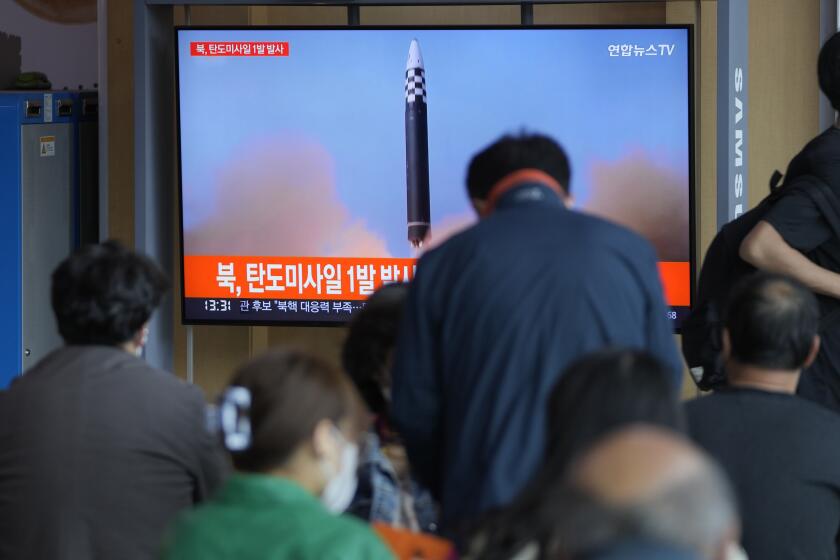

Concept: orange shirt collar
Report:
left=486, top=169, right=566, bottom=212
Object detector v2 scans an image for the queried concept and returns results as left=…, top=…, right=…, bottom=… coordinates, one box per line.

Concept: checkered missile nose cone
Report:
left=405, top=68, right=426, bottom=103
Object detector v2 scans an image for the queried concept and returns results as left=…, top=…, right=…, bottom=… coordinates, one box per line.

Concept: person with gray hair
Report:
left=554, top=425, right=743, bottom=560
left=466, top=349, right=737, bottom=560
left=687, top=272, right=840, bottom=559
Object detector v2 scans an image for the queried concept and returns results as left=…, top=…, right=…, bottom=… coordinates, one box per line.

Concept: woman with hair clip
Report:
left=161, top=349, right=394, bottom=560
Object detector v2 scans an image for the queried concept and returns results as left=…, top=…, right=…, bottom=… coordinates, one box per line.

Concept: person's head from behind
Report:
left=471, top=351, right=683, bottom=560
left=466, top=133, right=572, bottom=216
left=545, top=349, right=683, bottom=472
left=341, top=283, right=409, bottom=420
left=819, top=32, right=840, bottom=113
left=554, top=426, right=740, bottom=560
left=723, top=273, right=820, bottom=384
left=51, top=240, right=168, bottom=355
left=220, top=349, right=367, bottom=512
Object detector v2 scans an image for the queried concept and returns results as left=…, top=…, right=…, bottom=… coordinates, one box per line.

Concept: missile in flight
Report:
left=405, top=39, right=431, bottom=249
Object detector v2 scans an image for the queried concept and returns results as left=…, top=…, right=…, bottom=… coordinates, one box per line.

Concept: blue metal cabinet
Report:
left=0, top=91, right=78, bottom=388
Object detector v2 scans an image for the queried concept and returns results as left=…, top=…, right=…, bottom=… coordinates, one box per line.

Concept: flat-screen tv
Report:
left=176, top=25, right=694, bottom=328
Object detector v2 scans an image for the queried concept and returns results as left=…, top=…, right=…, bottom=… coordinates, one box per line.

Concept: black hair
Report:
left=819, top=31, right=840, bottom=111
left=224, top=349, right=367, bottom=473
left=724, top=272, right=819, bottom=370
left=543, top=349, right=684, bottom=465
left=51, top=240, right=169, bottom=346
left=466, top=133, right=572, bottom=201
left=341, top=283, right=409, bottom=417
left=470, top=349, right=683, bottom=560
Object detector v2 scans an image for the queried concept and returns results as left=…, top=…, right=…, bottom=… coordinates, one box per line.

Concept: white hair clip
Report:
left=219, top=386, right=252, bottom=452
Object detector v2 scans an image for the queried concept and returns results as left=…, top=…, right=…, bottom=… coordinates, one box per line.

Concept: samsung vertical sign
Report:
left=718, top=0, right=748, bottom=227
left=734, top=66, right=745, bottom=217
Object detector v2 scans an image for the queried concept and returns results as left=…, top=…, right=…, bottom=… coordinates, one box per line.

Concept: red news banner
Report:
left=185, top=256, right=416, bottom=301
left=190, top=41, right=289, bottom=57
left=184, top=256, right=690, bottom=306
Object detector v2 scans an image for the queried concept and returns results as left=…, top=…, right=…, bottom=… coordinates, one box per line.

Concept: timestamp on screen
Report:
left=203, top=299, right=232, bottom=312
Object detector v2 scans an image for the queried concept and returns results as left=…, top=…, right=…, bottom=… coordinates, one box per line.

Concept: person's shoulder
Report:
left=13, top=345, right=92, bottom=381
left=11, top=346, right=202, bottom=405
left=685, top=390, right=731, bottom=404
left=311, top=514, right=394, bottom=559
left=120, top=353, right=204, bottom=399
left=323, top=512, right=386, bottom=541
left=688, top=389, right=840, bottom=424
left=791, top=128, right=840, bottom=176
left=9, top=346, right=134, bottom=391
left=414, top=220, right=486, bottom=271
left=573, top=211, right=657, bottom=258
left=789, top=395, right=840, bottom=428
left=684, top=393, right=719, bottom=415
left=804, top=127, right=840, bottom=151
left=683, top=394, right=742, bottom=451
left=161, top=504, right=225, bottom=559
left=794, top=127, right=840, bottom=158
left=110, top=355, right=210, bottom=434
left=431, top=219, right=483, bottom=251
left=145, top=363, right=201, bottom=393
left=684, top=392, right=736, bottom=425
left=774, top=397, right=840, bottom=463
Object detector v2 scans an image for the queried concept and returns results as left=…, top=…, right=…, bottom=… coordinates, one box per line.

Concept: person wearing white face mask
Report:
left=342, top=283, right=438, bottom=533
left=161, top=349, right=395, bottom=560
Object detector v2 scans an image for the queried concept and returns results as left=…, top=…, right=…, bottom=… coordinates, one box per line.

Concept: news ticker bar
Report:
left=184, top=297, right=690, bottom=326
left=185, top=298, right=365, bottom=323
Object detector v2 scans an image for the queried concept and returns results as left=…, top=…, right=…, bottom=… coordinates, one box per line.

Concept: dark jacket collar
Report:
left=494, top=182, right=566, bottom=211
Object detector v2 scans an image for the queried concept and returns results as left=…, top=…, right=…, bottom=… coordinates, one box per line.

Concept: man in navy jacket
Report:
left=391, top=133, right=683, bottom=533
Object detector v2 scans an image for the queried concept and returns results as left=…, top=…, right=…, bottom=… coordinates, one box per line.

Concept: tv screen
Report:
left=176, top=26, right=694, bottom=327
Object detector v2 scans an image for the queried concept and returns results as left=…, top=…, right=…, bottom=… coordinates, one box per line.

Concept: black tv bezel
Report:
left=174, top=24, right=696, bottom=330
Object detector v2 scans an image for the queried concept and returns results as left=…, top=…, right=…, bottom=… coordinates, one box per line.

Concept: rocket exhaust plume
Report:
left=405, top=39, right=431, bottom=249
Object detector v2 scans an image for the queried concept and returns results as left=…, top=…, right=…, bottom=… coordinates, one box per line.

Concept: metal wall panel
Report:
left=717, top=0, right=748, bottom=227
left=21, top=123, right=74, bottom=368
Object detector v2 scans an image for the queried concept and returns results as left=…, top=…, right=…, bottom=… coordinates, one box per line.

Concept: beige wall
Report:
left=748, top=0, right=821, bottom=209
left=106, top=0, right=135, bottom=246
left=361, top=5, right=518, bottom=24
left=535, top=1, right=664, bottom=23
left=106, top=0, right=826, bottom=400
left=666, top=1, right=717, bottom=265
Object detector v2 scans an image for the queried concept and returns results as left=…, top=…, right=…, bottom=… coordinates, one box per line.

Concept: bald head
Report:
left=724, top=272, right=819, bottom=371
left=558, top=426, right=739, bottom=559
left=570, top=425, right=709, bottom=505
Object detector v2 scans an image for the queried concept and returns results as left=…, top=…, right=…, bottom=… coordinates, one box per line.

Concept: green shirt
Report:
left=161, top=474, right=395, bottom=560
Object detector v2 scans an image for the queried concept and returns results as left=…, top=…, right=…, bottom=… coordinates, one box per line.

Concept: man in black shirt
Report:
left=741, top=32, right=840, bottom=410
left=686, top=273, right=840, bottom=560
